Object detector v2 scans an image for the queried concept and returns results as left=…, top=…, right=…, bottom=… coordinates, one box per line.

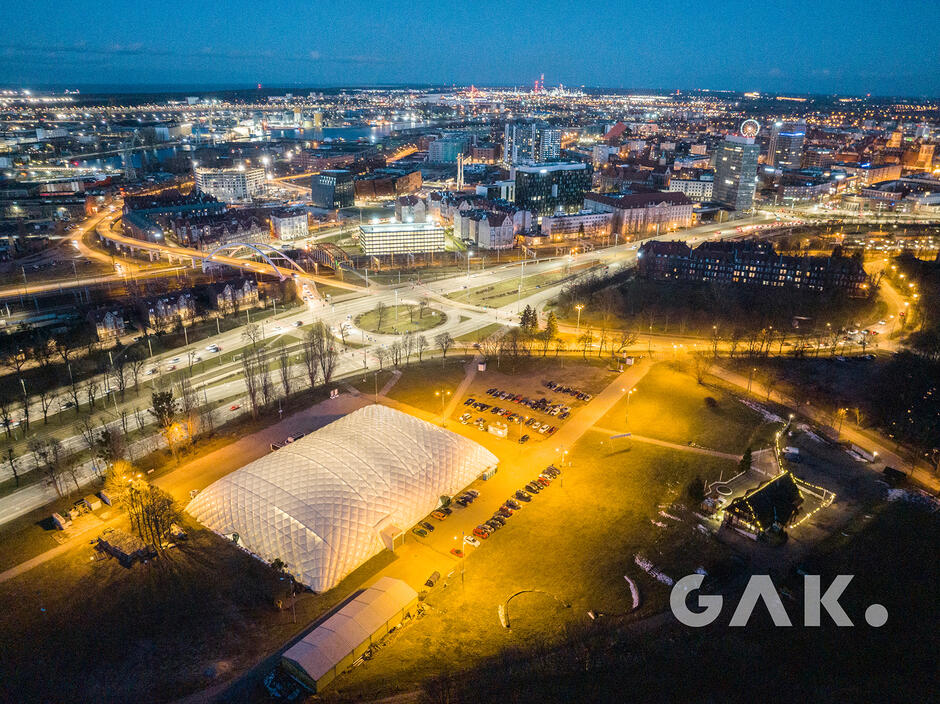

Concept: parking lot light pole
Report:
left=435, top=388, right=451, bottom=426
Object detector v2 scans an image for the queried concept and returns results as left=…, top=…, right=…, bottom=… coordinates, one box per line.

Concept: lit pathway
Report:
left=589, top=426, right=743, bottom=462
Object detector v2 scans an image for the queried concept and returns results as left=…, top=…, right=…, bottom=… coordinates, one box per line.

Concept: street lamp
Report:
left=575, top=304, right=584, bottom=333
left=466, top=251, right=473, bottom=281
left=625, top=388, right=636, bottom=423
left=435, top=387, right=451, bottom=426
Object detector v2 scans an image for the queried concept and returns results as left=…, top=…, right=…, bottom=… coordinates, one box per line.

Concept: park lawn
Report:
left=445, top=269, right=571, bottom=308
left=326, top=439, right=737, bottom=702
left=385, top=359, right=471, bottom=411
left=597, top=362, right=764, bottom=455
left=454, top=322, right=504, bottom=343
left=355, top=305, right=446, bottom=335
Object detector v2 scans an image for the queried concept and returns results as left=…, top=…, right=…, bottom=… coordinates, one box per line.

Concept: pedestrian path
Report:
left=590, top=426, right=742, bottom=462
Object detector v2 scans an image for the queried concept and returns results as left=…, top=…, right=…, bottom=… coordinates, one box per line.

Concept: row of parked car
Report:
left=472, top=465, right=562, bottom=540
left=482, top=387, right=580, bottom=418
left=412, top=490, right=480, bottom=538
left=543, top=380, right=593, bottom=402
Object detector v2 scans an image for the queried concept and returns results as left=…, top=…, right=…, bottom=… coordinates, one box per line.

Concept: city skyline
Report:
left=1, top=0, right=938, bottom=97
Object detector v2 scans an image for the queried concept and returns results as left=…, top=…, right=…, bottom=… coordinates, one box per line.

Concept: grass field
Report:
left=446, top=265, right=594, bottom=308
left=327, top=437, right=737, bottom=702
left=355, top=305, right=446, bottom=335
left=454, top=322, right=504, bottom=342
left=597, top=362, right=765, bottom=454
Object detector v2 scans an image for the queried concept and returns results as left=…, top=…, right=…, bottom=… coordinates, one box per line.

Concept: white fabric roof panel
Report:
left=283, top=576, right=419, bottom=682
left=186, top=405, right=498, bottom=591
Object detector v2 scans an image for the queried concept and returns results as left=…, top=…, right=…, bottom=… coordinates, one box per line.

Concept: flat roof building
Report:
left=358, top=221, right=446, bottom=256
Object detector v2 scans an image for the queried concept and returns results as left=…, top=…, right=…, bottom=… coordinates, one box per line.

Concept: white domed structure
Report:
left=186, top=405, right=498, bottom=592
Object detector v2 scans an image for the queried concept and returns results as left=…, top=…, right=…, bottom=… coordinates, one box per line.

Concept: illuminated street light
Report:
left=575, top=304, right=584, bottom=333
left=435, top=388, right=452, bottom=426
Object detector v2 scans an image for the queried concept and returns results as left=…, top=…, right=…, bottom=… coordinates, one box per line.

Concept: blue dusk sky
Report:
left=1, top=0, right=938, bottom=96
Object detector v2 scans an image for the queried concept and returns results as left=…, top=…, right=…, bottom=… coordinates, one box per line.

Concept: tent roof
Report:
left=186, top=405, right=498, bottom=591
left=283, top=577, right=418, bottom=681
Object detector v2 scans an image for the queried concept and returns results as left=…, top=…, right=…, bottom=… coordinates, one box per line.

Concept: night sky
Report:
left=2, top=0, right=938, bottom=96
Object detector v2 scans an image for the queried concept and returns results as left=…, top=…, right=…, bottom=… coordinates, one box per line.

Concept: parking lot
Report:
left=456, top=379, right=597, bottom=445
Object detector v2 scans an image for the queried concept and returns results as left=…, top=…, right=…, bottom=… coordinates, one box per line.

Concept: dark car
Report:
left=465, top=490, right=480, bottom=498
left=420, top=521, right=435, bottom=532
left=504, top=499, right=521, bottom=510
left=519, top=434, right=530, bottom=444
left=413, top=527, right=428, bottom=537
left=496, top=507, right=513, bottom=518
left=425, top=571, right=441, bottom=587
left=515, top=490, right=532, bottom=502
left=525, top=482, right=541, bottom=494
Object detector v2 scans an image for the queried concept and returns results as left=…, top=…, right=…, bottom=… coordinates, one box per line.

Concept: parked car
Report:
left=420, top=521, right=435, bottom=532
left=464, top=535, right=481, bottom=548
left=515, top=490, right=532, bottom=502
left=473, top=526, right=491, bottom=539
left=431, top=510, right=447, bottom=520
left=413, top=527, right=428, bottom=537
left=504, top=499, right=521, bottom=510
left=425, top=571, right=441, bottom=587
left=450, top=548, right=465, bottom=558
left=519, top=434, right=530, bottom=444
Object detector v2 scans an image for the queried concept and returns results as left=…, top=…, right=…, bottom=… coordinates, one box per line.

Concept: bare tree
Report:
left=110, top=356, right=128, bottom=401
left=417, top=334, right=429, bottom=362
left=243, top=322, right=263, bottom=349
left=277, top=344, right=294, bottom=397
left=33, top=371, right=58, bottom=425
left=579, top=331, right=593, bottom=358
left=435, top=332, right=454, bottom=365
left=85, top=380, right=100, bottom=411
left=691, top=352, right=712, bottom=385
left=728, top=328, right=743, bottom=359
left=129, top=351, right=147, bottom=394
left=307, top=322, right=338, bottom=384
left=402, top=331, right=415, bottom=365
left=373, top=301, right=388, bottom=333
left=613, top=329, right=639, bottom=358
left=300, top=331, right=320, bottom=390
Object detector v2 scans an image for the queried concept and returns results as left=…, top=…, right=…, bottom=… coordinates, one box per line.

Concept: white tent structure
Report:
left=186, top=405, right=498, bottom=591
left=281, top=576, right=419, bottom=692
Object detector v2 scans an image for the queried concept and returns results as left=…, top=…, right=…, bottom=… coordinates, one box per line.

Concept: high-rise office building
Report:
left=538, top=127, right=562, bottom=161
left=513, top=162, right=592, bottom=216
left=311, top=169, right=355, bottom=209
left=503, top=122, right=562, bottom=164
left=713, top=136, right=760, bottom=212
left=773, top=122, right=806, bottom=169
left=766, top=121, right=806, bottom=168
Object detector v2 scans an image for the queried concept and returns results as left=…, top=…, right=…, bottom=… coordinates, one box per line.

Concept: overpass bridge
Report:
left=95, top=218, right=367, bottom=293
